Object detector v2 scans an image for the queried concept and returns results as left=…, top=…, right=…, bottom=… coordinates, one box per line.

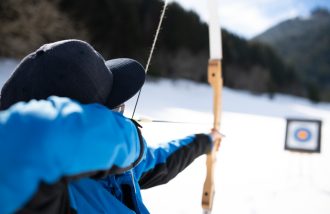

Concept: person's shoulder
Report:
left=0, top=96, right=128, bottom=125
left=0, top=96, right=84, bottom=122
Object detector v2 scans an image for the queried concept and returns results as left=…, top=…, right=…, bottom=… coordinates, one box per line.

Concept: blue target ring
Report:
left=294, top=128, right=312, bottom=143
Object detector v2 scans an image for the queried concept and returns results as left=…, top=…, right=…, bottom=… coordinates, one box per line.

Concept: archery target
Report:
left=285, top=119, right=321, bottom=153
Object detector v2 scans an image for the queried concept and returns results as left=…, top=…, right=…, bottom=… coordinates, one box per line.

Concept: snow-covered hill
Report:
left=1, top=58, right=330, bottom=214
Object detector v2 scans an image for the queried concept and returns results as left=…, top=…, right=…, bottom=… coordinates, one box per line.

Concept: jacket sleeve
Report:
left=0, top=96, right=142, bottom=214
left=134, top=134, right=212, bottom=189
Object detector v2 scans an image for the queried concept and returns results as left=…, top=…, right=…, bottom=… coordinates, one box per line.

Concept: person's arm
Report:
left=0, top=96, right=142, bottom=214
left=134, top=134, right=212, bottom=189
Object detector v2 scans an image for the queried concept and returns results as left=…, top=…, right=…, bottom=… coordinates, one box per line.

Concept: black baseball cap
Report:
left=0, top=40, right=146, bottom=110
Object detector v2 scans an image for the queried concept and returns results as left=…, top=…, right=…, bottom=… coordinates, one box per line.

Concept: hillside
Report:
left=0, top=0, right=303, bottom=99
left=254, top=8, right=330, bottom=101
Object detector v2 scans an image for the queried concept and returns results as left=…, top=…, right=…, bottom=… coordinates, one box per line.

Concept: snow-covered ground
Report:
left=1, top=58, right=330, bottom=214
left=127, top=80, right=330, bottom=214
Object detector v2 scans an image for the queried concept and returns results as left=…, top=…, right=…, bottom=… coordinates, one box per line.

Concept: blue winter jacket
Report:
left=0, top=96, right=212, bottom=214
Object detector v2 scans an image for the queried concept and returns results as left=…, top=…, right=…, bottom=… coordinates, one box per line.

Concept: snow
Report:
left=125, top=80, right=330, bottom=214
left=0, top=58, right=18, bottom=87
left=1, top=58, right=330, bottom=214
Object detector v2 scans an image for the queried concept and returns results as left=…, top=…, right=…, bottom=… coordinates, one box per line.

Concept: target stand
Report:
left=285, top=118, right=322, bottom=153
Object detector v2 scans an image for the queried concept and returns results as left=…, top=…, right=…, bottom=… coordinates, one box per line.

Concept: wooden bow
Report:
left=201, top=0, right=223, bottom=213
left=202, top=59, right=222, bottom=213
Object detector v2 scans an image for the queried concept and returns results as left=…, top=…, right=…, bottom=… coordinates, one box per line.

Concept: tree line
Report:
left=0, top=0, right=308, bottom=100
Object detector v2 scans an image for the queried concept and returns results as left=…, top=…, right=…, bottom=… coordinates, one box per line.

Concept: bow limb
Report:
left=202, top=59, right=223, bottom=213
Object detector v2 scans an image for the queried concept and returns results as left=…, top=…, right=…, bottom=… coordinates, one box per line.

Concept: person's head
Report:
left=0, top=40, right=146, bottom=110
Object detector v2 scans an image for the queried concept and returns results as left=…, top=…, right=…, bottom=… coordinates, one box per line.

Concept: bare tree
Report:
left=0, top=0, right=88, bottom=58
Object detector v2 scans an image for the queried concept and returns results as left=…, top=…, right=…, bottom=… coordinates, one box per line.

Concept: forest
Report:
left=1, top=0, right=327, bottom=101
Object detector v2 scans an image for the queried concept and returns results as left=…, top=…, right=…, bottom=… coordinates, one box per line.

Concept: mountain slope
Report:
left=0, top=0, right=303, bottom=99
left=254, top=8, right=330, bottom=101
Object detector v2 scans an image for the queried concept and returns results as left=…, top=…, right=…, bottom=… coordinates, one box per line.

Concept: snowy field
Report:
left=1, top=58, right=330, bottom=214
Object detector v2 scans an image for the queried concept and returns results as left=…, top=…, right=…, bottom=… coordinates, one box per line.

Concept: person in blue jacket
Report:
left=0, top=40, right=221, bottom=214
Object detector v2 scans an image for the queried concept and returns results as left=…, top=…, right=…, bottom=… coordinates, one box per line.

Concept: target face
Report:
left=294, top=128, right=312, bottom=142
left=285, top=119, right=321, bottom=153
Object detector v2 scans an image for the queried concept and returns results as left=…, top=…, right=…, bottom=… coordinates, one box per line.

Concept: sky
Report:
left=168, top=0, right=330, bottom=39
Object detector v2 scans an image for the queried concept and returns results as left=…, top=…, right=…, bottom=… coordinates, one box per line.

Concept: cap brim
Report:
left=105, top=58, right=146, bottom=109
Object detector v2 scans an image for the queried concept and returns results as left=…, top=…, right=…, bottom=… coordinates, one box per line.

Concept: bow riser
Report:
left=202, top=59, right=223, bottom=212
